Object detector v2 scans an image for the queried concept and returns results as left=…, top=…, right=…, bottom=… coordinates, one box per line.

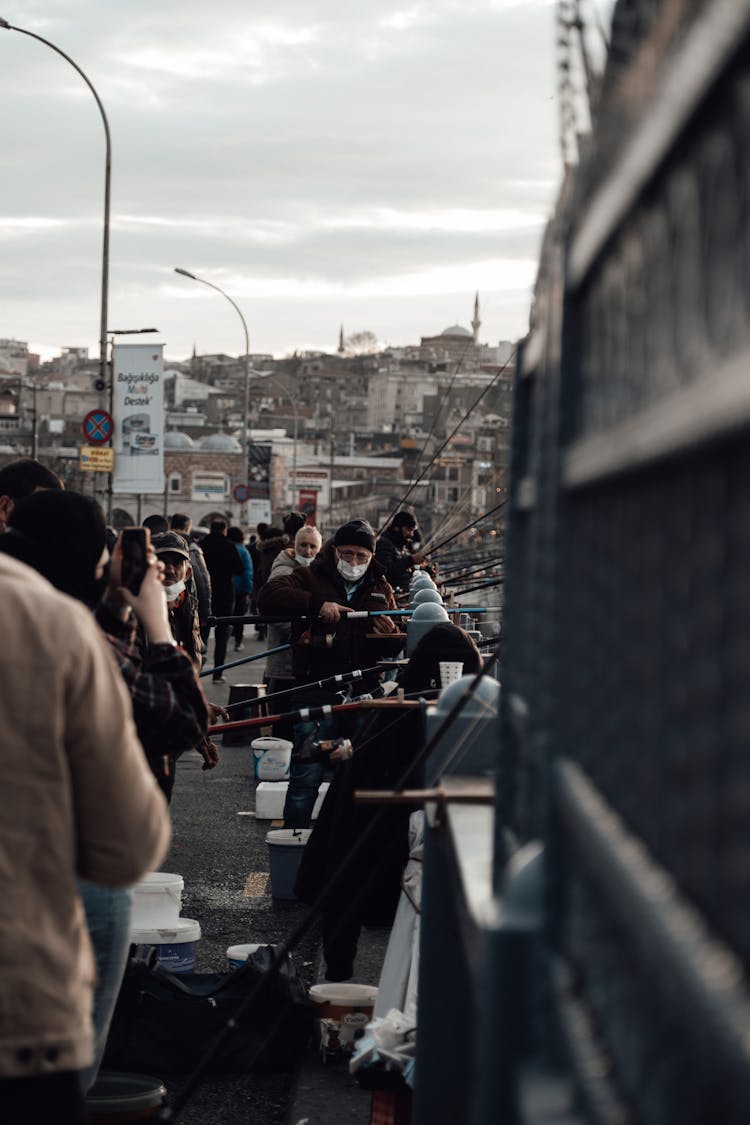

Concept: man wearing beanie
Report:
left=375, top=510, right=428, bottom=590
left=258, top=518, right=403, bottom=827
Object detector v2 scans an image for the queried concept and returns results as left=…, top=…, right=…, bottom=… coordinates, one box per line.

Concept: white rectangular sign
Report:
left=112, top=343, right=165, bottom=494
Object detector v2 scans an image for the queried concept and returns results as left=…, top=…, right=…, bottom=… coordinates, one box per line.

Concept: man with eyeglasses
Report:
left=258, top=518, right=403, bottom=827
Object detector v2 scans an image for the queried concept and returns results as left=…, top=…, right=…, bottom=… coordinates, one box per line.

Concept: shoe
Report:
left=234, top=642, right=243, bottom=652
left=212, top=675, right=227, bottom=684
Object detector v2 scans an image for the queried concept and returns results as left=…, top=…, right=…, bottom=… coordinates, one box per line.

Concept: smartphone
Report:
left=119, top=527, right=150, bottom=594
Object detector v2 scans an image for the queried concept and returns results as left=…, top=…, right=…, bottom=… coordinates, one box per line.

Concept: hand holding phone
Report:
left=119, top=527, right=150, bottom=594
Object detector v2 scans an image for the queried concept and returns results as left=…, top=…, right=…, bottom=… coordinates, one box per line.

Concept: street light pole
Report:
left=1, top=18, right=112, bottom=395
left=174, top=268, right=250, bottom=497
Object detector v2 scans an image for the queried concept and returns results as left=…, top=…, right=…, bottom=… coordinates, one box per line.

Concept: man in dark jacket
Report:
left=258, top=518, right=403, bottom=826
left=375, top=511, right=427, bottom=590
left=200, top=518, right=243, bottom=682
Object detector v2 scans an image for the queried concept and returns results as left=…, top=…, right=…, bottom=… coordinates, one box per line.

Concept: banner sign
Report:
left=192, top=471, right=228, bottom=502
left=80, top=446, right=115, bottom=472
left=298, top=489, right=318, bottom=524
left=247, top=498, right=272, bottom=528
left=112, top=344, right=165, bottom=494
left=247, top=444, right=271, bottom=499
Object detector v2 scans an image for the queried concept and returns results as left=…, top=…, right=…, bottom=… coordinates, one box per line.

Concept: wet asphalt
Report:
left=156, top=629, right=384, bottom=1125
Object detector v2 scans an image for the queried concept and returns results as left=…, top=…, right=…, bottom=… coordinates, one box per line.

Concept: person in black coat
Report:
left=294, top=622, right=482, bottom=981
left=200, top=518, right=243, bottom=682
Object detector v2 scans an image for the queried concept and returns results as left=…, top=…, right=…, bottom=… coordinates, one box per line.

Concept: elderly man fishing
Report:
left=258, top=519, right=403, bottom=827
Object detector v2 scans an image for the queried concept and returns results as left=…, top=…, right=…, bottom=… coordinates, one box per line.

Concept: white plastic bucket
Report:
left=309, top=983, right=378, bottom=1057
left=226, top=942, right=274, bottom=970
left=131, top=872, right=184, bottom=929
left=252, top=737, right=293, bottom=781
left=265, top=828, right=311, bottom=899
left=131, top=918, right=201, bottom=974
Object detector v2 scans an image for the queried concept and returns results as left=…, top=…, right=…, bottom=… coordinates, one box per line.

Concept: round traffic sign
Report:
left=232, top=483, right=252, bottom=503
left=83, top=409, right=114, bottom=445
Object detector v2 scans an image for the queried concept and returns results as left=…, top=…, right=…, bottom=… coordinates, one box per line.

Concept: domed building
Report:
left=164, top=430, right=196, bottom=451
left=198, top=432, right=242, bottom=453
left=419, top=295, right=484, bottom=365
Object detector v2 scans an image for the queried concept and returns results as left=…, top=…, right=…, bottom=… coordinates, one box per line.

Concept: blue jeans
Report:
left=78, top=881, right=133, bottom=1092
left=282, top=715, right=335, bottom=828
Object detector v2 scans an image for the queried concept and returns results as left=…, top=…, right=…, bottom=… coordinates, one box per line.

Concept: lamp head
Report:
left=174, top=267, right=196, bottom=280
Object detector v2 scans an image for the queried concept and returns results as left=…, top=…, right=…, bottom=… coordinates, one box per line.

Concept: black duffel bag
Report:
left=103, top=946, right=314, bottom=1074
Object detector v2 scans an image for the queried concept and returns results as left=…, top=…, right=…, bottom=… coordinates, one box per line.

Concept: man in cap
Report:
left=151, top=531, right=202, bottom=667
left=258, top=518, right=403, bottom=827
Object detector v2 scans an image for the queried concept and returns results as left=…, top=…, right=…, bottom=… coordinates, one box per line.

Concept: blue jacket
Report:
left=231, top=543, right=254, bottom=595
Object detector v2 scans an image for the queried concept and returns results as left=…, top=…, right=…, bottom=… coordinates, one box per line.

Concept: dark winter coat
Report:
left=375, top=526, right=416, bottom=589
left=200, top=531, right=244, bottom=610
left=257, top=541, right=402, bottom=686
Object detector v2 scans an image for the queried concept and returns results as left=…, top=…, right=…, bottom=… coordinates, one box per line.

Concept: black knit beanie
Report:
left=333, top=519, right=375, bottom=552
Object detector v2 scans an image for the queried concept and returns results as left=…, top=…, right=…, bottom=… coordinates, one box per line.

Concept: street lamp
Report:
left=1, top=17, right=112, bottom=395
left=174, top=268, right=250, bottom=495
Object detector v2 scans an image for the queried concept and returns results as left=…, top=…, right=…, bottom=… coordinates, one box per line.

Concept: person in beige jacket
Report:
left=0, top=554, right=171, bottom=1122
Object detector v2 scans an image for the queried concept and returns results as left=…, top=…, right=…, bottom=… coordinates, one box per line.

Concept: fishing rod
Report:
left=427, top=498, right=508, bottom=557
left=162, top=644, right=500, bottom=1122
left=199, top=644, right=290, bottom=679
left=377, top=351, right=516, bottom=531
left=208, top=694, right=433, bottom=737
left=450, top=577, right=505, bottom=598
left=439, top=557, right=505, bottom=584
left=376, top=340, right=475, bottom=536
left=436, top=550, right=504, bottom=573
left=209, top=607, right=494, bottom=625
left=224, top=664, right=394, bottom=713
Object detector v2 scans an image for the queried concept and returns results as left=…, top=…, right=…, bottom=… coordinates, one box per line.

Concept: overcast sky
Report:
left=0, top=0, right=612, bottom=362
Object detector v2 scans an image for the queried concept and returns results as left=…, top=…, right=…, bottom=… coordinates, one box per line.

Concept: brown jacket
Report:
left=0, top=555, right=171, bottom=1078
left=258, top=542, right=402, bottom=686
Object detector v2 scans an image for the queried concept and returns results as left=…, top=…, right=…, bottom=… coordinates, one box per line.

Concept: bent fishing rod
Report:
left=162, top=644, right=499, bottom=1123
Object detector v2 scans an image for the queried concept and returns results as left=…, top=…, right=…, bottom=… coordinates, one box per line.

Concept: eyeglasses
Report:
left=337, top=549, right=372, bottom=563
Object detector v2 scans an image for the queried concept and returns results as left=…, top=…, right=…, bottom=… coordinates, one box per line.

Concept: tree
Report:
left=343, top=330, right=380, bottom=356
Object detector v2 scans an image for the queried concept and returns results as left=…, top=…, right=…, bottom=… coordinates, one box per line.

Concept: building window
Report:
left=168, top=472, right=182, bottom=494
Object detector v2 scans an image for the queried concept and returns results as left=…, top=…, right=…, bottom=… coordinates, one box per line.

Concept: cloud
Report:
left=0, top=0, right=609, bottom=359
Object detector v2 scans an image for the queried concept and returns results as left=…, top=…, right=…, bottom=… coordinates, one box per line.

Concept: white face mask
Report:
left=294, top=552, right=314, bottom=567
left=337, top=557, right=369, bottom=582
left=164, top=579, right=186, bottom=602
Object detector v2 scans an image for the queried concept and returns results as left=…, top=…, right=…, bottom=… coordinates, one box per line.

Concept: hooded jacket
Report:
left=258, top=541, right=402, bottom=685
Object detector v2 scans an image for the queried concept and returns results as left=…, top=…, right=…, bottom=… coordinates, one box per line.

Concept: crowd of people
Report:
left=0, top=455, right=478, bottom=1116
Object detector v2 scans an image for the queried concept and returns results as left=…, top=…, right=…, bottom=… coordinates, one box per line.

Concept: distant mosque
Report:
left=417, top=293, right=484, bottom=365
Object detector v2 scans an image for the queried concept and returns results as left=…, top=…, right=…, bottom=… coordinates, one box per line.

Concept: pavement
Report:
left=157, top=628, right=389, bottom=1125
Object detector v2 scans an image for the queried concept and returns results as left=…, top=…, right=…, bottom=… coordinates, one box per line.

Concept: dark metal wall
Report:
left=500, top=1, right=750, bottom=1120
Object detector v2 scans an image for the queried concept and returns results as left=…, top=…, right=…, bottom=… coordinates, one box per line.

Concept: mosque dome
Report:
left=164, top=430, right=195, bottom=450
left=199, top=431, right=242, bottom=452
left=441, top=325, right=472, bottom=337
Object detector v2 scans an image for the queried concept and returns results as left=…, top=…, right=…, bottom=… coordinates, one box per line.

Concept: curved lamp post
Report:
left=1, top=17, right=111, bottom=392
left=174, top=268, right=250, bottom=495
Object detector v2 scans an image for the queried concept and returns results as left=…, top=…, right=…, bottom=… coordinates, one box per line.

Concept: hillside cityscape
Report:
left=0, top=295, right=513, bottom=544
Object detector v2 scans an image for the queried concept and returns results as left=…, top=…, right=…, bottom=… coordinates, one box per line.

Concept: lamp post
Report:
left=174, top=268, right=250, bottom=498
left=1, top=18, right=111, bottom=395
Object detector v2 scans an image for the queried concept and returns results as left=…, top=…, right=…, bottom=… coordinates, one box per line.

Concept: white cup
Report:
left=439, top=661, right=464, bottom=688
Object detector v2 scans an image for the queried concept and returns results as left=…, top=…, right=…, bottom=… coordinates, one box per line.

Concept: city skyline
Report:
left=0, top=1, right=612, bottom=362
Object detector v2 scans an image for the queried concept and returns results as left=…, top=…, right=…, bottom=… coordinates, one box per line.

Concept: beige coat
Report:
left=0, top=555, right=171, bottom=1078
